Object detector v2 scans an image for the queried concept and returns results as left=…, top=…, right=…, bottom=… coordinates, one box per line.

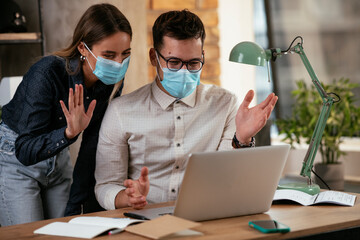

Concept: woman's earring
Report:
left=80, top=55, right=86, bottom=61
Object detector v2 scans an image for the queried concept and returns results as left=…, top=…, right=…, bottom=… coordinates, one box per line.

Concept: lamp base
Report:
left=277, top=182, right=320, bottom=195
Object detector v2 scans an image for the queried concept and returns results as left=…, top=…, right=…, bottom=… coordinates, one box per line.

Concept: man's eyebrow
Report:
left=166, top=56, right=202, bottom=61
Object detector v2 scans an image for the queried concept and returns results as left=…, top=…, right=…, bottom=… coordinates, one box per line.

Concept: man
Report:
left=95, top=10, right=277, bottom=210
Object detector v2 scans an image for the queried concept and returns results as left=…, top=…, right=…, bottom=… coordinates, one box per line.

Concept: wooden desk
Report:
left=1, top=194, right=359, bottom=240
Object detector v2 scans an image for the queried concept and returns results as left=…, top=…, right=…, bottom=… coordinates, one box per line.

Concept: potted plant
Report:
left=276, top=78, right=360, bottom=190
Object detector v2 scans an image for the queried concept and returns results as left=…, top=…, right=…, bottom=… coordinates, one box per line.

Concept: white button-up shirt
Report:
left=95, top=81, right=239, bottom=210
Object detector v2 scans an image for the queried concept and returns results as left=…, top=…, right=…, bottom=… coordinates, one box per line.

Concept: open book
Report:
left=34, top=216, right=144, bottom=239
left=273, top=189, right=356, bottom=206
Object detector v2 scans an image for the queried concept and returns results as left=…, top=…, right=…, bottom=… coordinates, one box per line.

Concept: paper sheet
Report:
left=125, top=215, right=201, bottom=239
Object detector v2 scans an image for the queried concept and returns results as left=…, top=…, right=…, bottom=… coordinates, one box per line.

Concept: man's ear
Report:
left=78, top=42, right=86, bottom=56
left=149, top=48, right=157, bottom=67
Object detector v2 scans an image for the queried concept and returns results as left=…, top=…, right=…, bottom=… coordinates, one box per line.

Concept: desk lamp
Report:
left=229, top=36, right=335, bottom=195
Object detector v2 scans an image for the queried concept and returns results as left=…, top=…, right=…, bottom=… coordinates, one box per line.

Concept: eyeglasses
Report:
left=156, top=50, right=204, bottom=73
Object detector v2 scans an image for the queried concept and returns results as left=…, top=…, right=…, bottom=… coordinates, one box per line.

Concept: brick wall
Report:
left=146, top=0, right=220, bottom=86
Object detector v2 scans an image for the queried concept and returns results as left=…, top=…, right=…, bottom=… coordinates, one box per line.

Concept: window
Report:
left=255, top=0, right=360, bottom=121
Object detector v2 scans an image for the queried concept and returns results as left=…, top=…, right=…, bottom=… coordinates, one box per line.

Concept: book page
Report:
left=273, top=189, right=317, bottom=206
left=69, top=216, right=144, bottom=229
left=34, top=222, right=114, bottom=239
left=315, top=191, right=356, bottom=206
left=34, top=217, right=145, bottom=239
left=274, top=189, right=357, bottom=206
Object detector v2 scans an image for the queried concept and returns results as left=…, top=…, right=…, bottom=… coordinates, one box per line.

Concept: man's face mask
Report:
left=84, top=42, right=130, bottom=85
left=156, top=52, right=201, bottom=99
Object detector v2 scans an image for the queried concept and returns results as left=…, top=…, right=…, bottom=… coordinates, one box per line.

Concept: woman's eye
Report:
left=103, top=55, right=115, bottom=59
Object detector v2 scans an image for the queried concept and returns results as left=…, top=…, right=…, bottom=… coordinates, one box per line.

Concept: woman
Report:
left=0, top=3, right=132, bottom=226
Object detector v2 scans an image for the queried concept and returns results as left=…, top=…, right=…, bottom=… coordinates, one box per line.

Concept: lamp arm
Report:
left=300, top=101, right=333, bottom=179
left=292, top=44, right=335, bottom=180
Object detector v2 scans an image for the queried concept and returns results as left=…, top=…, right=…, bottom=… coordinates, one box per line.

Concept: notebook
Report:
left=125, top=145, right=290, bottom=222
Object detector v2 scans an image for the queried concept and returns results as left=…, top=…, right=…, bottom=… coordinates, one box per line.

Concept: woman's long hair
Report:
left=54, top=3, right=132, bottom=101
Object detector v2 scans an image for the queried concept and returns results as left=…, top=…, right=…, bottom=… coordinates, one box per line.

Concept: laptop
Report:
left=124, top=145, right=290, bottom=222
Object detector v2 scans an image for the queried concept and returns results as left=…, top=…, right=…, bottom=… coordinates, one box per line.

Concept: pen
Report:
left=123, top=212, right=150, bottom=220
left=108, top=228, right=124, bottom=235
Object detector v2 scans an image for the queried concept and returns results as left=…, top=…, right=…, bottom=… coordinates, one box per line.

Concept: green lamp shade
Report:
left=229, top=41, right=267, bottom=67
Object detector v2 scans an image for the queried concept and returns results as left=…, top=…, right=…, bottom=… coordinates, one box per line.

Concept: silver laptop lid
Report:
left=173, top=145, right=290, bottom=221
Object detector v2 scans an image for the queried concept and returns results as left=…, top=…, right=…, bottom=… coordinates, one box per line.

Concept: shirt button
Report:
left=175, top=165, right=179, bottom=169
left=48, top=150, right=51, bottom=154
left=61, top=140, right=64, bottom=143
left=59, top=117, right=62, bottom=120
left=176, top=143, right=181, bottom=147
left=86, top=96, right=89, bottom=100
left=172, top=189, right=176, bottom=193
left=56, top=143, right=59, bottom=147
left=177, top=116, right=181, bottom=120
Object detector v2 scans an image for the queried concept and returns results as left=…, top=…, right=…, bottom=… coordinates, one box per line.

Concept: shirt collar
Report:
left=151, top=80, right=197, bottom=110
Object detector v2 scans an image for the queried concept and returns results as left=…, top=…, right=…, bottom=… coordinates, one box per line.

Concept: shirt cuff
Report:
left=97, top=184, right=125, bottom=210
left=61, top=126, right=79, bottom=144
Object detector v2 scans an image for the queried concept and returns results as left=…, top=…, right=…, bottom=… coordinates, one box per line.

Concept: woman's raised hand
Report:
left=60, top=84, right=96, bottom=139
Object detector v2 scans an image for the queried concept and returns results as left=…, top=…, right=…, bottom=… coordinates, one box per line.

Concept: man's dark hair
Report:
left=152, top=9, right=206, bottom=50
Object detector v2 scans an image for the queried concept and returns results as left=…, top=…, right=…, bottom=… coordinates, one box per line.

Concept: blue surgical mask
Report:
left=84, top=42, right=130, bottom=85
left=156, top=53, right=201, bottom=99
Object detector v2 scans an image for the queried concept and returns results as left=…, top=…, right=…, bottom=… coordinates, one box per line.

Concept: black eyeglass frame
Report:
left=156, top=50, right=205, bottom=73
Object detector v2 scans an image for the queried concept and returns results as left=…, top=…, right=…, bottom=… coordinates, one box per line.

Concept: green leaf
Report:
left=275, top=78, right=360, bottom=163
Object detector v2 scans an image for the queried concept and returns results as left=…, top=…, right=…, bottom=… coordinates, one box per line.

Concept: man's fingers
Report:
left=124, top=179, right=133, bottom=188
left=264, top=95, right=278, bottom=118
left=125, top=187, right=135, bottom=196
left=128, top=195, right=147, bottom=207
left=258, top=93, right=275, bottom=109
left=272, top=95, right=278, bottom=106
left=240, top=90, right=254, bottom=109
left=139, top=167, right=149, bottom=183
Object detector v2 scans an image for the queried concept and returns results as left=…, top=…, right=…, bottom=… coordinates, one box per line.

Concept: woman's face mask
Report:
left=156, top=52, right=201, bottom=99
left=84, top=42, right=130, bottom=85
